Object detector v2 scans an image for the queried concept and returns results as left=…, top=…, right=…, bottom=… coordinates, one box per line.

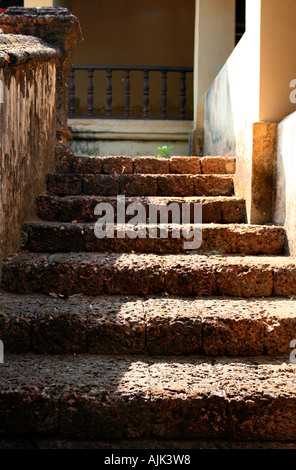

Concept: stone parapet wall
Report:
left=0, top=7, right=82, bottom=144
left=0, top=7, right=82, bottom=277
left=0, top=32, right=58, bottom=272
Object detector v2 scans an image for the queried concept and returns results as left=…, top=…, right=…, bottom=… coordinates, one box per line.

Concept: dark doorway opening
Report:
left=236, top=0, right=246, bottom=45
left=0, top=0, right=24, bottom=7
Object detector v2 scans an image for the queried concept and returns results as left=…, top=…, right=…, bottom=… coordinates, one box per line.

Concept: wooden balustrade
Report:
left=68, top=65, right=193, bottom=120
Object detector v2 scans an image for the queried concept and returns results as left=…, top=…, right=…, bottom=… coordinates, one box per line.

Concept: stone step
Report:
left=1, top=293, right=296, bottom=357
left=21, top=222, right=285, bottom=256
left=2, top=253, right=295, bottom=298
left=46, top=173, right=234, bottom=197
left=55, top=155, right=236, bottom=175
left=1, top=354, right=296, bottom=441
left=36, top=195, right=246, bottom=224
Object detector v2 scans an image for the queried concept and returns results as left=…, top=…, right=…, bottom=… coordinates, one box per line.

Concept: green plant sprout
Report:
left=157, top=145, right=173, bottom=158
left=81, top=150, right=97, bottom=157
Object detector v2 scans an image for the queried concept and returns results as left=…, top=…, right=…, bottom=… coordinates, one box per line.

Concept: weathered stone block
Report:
left=134, top=157, right=170, bottom=174
left=104, top=254, right=165, bottom=295
left=163, top=256, right=217, bottom=296
left=83, top=225, right=136, bottom=253
left=193, top=175, right=234, bottom=196
left=72, top=156, right=102, bottom=174
left=102, top=156, right=133, bottom=174
left=235, top=226, right=285, bottom=255
left=157, top=175, right=195, bottom=196
left=33, top=306, right=87, bottom=354
left=273, top=265, right=296, bottom=296
left=201, top=198, right=222, bottom=223
left=170, top=157, right=202, bottom=174
left=83, top=175, right=120, bottom=196
left=59, top=357, right=150, bottom=439
left=225, top=360, right=296, bottom=441
left=150, top=359, right=228, bottom=439
left=0, top=298, right=32, bottom=353
left=145, top=298, right=203, bottom=355
left=47, top=174, right=83, bottom=196
left=0, top=355, right=61, bottom=435
left=120, top=175, right=158, bottom=196
left=36, top=195, right=60, bottom=221
left=87, top=298, right=145, bottom=354
left=221, top=198, right=246, bottom=223
left=22, top=222, right=85, bottom=253
left=200, top=225, right=237, bottom=254
left=216, top=260, right=274, bottom=297
left=201, top=156, right=236, bottom=174
left=203, top=315, right=265, bottom=356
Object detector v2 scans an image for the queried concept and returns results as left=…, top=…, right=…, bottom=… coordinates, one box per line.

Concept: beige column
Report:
left=259, top=0, right=296, bottom=122
left=24, top=0, right=72, bottom=7
left=24, top=0, right=54, bottom=6
left=192, top=0, right=235, bottom=154
left=234, top=0, right=296, bottom=224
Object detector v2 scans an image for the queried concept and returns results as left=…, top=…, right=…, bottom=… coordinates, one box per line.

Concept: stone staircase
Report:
left=1, top=154, right=296, bottom=448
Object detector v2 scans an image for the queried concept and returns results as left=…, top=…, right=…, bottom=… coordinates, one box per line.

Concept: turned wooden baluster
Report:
left=87, top=68, right=94, bottom=116
left=143, top=69, right=149, bottom=118
left=125, top=70, right=130, bottom=118
left=68, top=69, right=76, bottom=116
left=179, top=71, right=187, bottom=119
left=106, top=69, right=113, bottom=117
left=161, top=70, right=167, bottom=118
